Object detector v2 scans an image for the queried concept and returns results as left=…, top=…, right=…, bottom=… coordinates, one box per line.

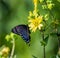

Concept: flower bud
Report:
left=1, top=47, right=10, bottom=57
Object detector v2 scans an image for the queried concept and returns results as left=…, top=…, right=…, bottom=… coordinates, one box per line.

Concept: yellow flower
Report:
left=0, top=47, right=10, bottom=57
left=33, top=9, right=38, bottom=18
left=39, top=0, right=44, bottom=3
left=33, top=0, right=38, bottom=14
left=47, top=3, right=54, bottom=10
left=29, top=11, right=33, bottom=17
left=33, top=0, right=37, bottom=5
left=28, top=16, right=43, bottom=32
left=28, top=11, right=33, bottom=19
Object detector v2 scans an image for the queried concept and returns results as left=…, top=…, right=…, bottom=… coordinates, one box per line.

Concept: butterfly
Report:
left=11, top=24, right=31, bottom=43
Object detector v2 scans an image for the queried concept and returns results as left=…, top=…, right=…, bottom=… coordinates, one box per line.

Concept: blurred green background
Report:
left=0, top=0, right=60, bottom=58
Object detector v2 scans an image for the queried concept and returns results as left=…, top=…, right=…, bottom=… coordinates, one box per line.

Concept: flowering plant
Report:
left=0, top=0, right=60, bottom=58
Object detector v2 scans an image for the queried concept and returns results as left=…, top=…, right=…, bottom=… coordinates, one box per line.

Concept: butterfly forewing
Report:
left=12, top=25, right=30, bottom=43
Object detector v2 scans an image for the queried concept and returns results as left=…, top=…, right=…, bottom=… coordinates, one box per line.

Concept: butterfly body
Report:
left=12, top=25, right=30, bottom=43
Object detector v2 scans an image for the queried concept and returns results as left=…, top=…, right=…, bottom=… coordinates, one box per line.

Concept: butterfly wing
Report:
left=12, top=25, right=30, bottom=43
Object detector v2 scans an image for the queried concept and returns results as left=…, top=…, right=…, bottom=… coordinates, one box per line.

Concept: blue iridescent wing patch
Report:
left=12, top=25, right=30, bottom=43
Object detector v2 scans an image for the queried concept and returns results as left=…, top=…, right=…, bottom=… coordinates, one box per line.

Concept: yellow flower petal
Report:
left=38, top=24, right=43, bottom=29
left=28, top=16, right=43, bottom=32
left=33, top=0, right=37, bottom=5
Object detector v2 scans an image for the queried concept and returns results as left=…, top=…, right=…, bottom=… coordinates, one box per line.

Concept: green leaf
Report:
left=57, top=0, right=60, bottom=2
left=32, top=55, right=37, bottom=58
left=13, top=34, right=20, bottom=40
left=0, top=55, right=2, bottom=58
left=50, top=55, right=56, bottom=58
left=40, top=35, right=49, bottom=46
left=44, top=35, right=49, bottom=45
left=40, top=40, right=46, bottom=46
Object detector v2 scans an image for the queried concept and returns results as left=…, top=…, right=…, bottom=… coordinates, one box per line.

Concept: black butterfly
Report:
left=12, top=24, right=31, bottom=43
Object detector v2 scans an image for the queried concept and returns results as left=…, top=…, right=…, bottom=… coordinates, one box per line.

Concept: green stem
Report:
left=57, top=33, right=60, bottom=56
left=10, top=38, right=15, bottom=58
left=43, top=45, right=45, bottom=58
left=42, top=31, right=46, bottom=58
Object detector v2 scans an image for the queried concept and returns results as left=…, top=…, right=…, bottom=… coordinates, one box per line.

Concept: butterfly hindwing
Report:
left=12, top=25, right=30, bottom=43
